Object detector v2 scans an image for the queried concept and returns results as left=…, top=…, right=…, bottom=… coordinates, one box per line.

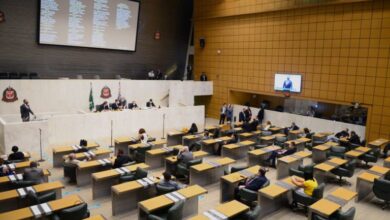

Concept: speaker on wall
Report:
left=199, top=38, right=205, bottom=48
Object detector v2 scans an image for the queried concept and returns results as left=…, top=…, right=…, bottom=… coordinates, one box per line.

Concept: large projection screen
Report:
left=39, top=0, right=140, bottom=51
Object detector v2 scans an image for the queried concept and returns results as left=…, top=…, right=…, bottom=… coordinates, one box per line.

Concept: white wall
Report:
left=0, top=80, right=213, bottom=116
left=1, top=106, right=205, bottom=156
left=233, top=104, right=366, bottom=139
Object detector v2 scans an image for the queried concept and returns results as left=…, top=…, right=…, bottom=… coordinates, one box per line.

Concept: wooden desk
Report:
left=239, top=132, right=259, bottom=142
left=52, top=141, right=99, bottom=167
left=288, top=129, right=303, bottom=140
left=247, top=145, right=281, bottom=166
left=355, top=165, right=388, bottom=201
left=221, top=140, right=256, bottom=160
left=167, top=130, right=186, bottom=146
left=220, top=165, right=260, bottom=202
left=0, top=169, right=50, bottom=191
left=145, top=145, right=184, bottom=169
left=111, top=176, right=160, bottom=216
left=0, top=194, right=84, bottom=220
left=269, top=127, right=284, bottom=134
left=68, top=148, right=112, bottom=161
left=312, top=144, right=331, bottom=163
left=84, top=215, right=106, bottom=220
left=91, top=163, right=149, bottom=199
left=165, top=151, right=209, bottom=174
left=138, top=185, right=207, bottom=220
left=190, top=200, right=249, bottom=220
left=201, top=136, right=233, bottom=154
left=1, top=161, right=31, bottom=174
left=76, top=157, right=115, bottom=186
left=314, top=158, right=347, bottom=183
left=345, top=146, right=371, bottom=159
left=115, top=136, right=158, bottom=154
left=313, top=132, right=333, bottom=143
left=0, top=181, right=64, bottom=212
left=190, top=157, right=235, bottom=186
left=309, top=188, right=356, bottom=220
left=1, top=152, right=31, bottom=162
left=182, top=133, right=209, bottom=147
left=368, top=138, right=389, bottom=149
left=258, top=177, right=298, bottom=216
left=276, top=151, right=312, bottom=179
left=286, top=137, right=311, bottom=151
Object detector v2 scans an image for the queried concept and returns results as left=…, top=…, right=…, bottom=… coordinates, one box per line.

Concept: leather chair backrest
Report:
left=166, top=200, right=184, bottom=220
left=156, top=184, right=176, bottom=195
left=331, top=146, right=346, bottom=153
left=289, top=167, right=305, bottom=178
left=373, top=178, right=390, bottom=198
left=231, top=165, right=249, bottom=173
left=312, top=183, right=325, bottom=199
left=337, top=207, right=356, bottom=220
left=57, top=203, right=89, bottom=220
left=187, top=159, right=202, bottom=168
left=246, top=205, right=262, bottom=220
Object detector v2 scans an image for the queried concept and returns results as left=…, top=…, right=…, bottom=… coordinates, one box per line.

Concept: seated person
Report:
left=335, top=128, right=349, bottom=139
left=303, top=127, right=312, bottom=139
left=247, top=118, right=259, bottom=132
left=64, top=153, right=89, bottom=165
left=262, top=121, right=272, bottom=131
left=291, top=172, right=318, bottom=196
left=128, top=101, right=138, bottom=109
left=188, top=123, right=198, bottom=135
left=113, top=149, right=132, bottom=168
left=146, top=99, right=156, bottom=108
left=76, top=139, right=89, bottom=153
left=190, top=131, right=211, bottom=151
left=238, top=108, right=246, bottom=122
left=137, top=128, right=148, bottom=144
left=177, top=146, right=194, bottom=164
left=97, top=101, right=109, bottom=112
left=235, top=168, right=268, bottom=199
left=8, top=146, right=25, bottom=161
left=158, top=172, right=182, bottom=190
left=23, top=161, right=44, bottom=184
left=266, top=142, right=297, bottom=167
left=110, top=99, right=120, bottom=110
left=0, top=166, right=15, bottom=177
left=285, top=122, right=299, bottom=135
left=119, top=97, right=127, bottom=109
left=348, top=131, right=361, bottom=145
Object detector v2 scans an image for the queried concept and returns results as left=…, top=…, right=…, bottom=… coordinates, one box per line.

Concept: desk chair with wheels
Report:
left=176, top=158, right=202, bottom=182
left=361, top=148, right=380, bottom=168
left=51, top=203, right=90, bottom=220
left=238, top=180, right=270, bottom=207
left=312, top=207, right=355, bottom=220
left=232, top=205, right=262, bottom=220
left=134, top=145, right=152, bottom=163
left=331, top=159, right=356, bottom=186
left=119, top=167, right=148, bottom=183
left=27, top=190, right=57, bottom=205
left=373, top=178, right=390, bottom=209
left=147, top=200, right=184, bottom=220
left=291, top=183, right=325, bottom=213
left=326, top=146, right=346, bottom=159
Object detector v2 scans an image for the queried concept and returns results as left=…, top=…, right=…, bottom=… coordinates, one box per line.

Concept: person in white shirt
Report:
left=219, top=103, right=227, bottom=125
left=138, top=128, right=148, bottom=144
left=263, top=121, right=272, bottom=131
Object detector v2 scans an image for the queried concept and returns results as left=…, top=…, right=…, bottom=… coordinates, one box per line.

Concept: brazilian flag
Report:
left=89, top=84, right=94, bottom=111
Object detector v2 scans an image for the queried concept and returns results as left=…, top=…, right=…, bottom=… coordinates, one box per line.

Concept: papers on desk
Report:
left=165, top=191, right=186, bottom=203
left=30, top=202, right=53, bottom=218
left=17, top=186, right=36, bottom=198
left=1, top=163, right=16, bottom=171
left=115, top=167, right=131, bottom=175
left=136, top=177, right=155, bottom=188
left=8, top=174, right=23, bottom=182
left=72, top=145, right=82, bottom=151
left=203, top=209, right=228, bottom=220
left=97, top=159, right=112, bottom=166
left=84, top=151, right=96, bottom=158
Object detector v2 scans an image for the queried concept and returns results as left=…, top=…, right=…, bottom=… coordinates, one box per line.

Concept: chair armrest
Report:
left=147, top=215, right=165, bottom=220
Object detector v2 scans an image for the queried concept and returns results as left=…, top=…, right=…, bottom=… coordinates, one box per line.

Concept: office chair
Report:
left=289, top=167, right=305, bottom=178
left=326, top=146, right=346, bottom=159
left=331, top=159, right=356, bottom=185
left=224, top=164, right=249, bottom=175
left=254, top=144, right=268, bottom=149
left=147, top=200, right=184, bottom=220
left=261, top=131, right=272, bottom=136
left=119, top=167, right=148, bottom=183
left=298, top=164, right=315, bottom=175
left=11, top=180, right=37, bottom=189
left=373, top=178, right=390, bottom=209
left=134, top=145, right=152, bottom=163
left=291, top=183, right=325, bottom=213
left=312, top=207, right=355, bottom=220
left=27, top=190, right=57, bottom=205
left=361, top=148, right=380, bottom=168
left=156, top=184, right=177, bottom=196
left=63, top=163, right=77, bottom=183
left=121, top=161, right=137, bottom=167
left=275, top=136, right=287, bottom=147
left=238, top=180, right=270, bottom=207
left=176, top=159, right=202, bottom=182
left=51, top=203, right=90, bottom=220
left=232, top=205, right=263, bottom=220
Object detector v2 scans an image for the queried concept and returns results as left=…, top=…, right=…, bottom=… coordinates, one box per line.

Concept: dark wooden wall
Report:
left=0, top=0, right=192, bottom=79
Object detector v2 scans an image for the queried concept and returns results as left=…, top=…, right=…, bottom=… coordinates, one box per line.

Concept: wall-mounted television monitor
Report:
left=39, top=0, right=140, bottom=51
left=274, top=73, right=302, bottom=93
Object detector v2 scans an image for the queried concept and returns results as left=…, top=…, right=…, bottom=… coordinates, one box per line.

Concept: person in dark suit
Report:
left=238, top=109, right=246, bottom=122
left=303, top=128, right=312, bottom=139
left=8, top=146, right=25, bottom=161
left=23, top=161, right=44, bottom=184
left=188, top=123, right=198, bottom=135
left=146, top=99, right=156, bottom=108
left=257, top=107, right=265, bottom=123
left=244, top=107, right=252, bottom=123
left=20, top=99, right=35, bottom=122
left=335, top=128, right=349, bottom=139
left=113, top=149, right=132, bottom=168
left=235, top=168, right=268, bottom=199
left=200, top=72, right=207, bottom=81
left=285, top=122, right=299, bottom=135
left=348, top=131, right=361, bottom=145
left=128, top=101, right=138, bottom=109
left=110, top=99, right=120, bottom=110
left=97, top=101, right=109, bottom=112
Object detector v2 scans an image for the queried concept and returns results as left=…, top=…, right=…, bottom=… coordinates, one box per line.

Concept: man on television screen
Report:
left=282, top=76, right=293, bottom=91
